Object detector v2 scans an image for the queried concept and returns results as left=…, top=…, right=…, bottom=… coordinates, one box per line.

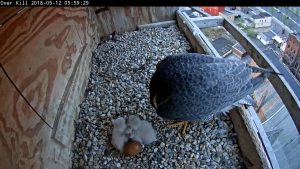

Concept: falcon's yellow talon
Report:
left=182, top=121, right=188, bottom=134
left=167, top=121, right=189, bottom=135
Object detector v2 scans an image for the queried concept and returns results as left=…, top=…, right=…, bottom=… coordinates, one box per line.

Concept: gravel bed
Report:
left=72, top=25, right=244, bottom=169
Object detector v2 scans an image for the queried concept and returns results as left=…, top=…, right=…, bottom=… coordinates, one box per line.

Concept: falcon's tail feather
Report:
left=248, top=72, right=273, bottom=98
left=248, top=65, right=282, bottom=75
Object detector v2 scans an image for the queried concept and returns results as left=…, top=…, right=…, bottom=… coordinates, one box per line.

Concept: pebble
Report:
left=116, top=163, right=121, bottom=167
left=71, top=25, right=243, bottom=168
left=216, top=145, right=223, bottom=153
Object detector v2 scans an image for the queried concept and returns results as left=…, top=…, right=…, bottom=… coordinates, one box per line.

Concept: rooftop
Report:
left=211, top=37, right=235, bottom=56
left=259, top=12, right=271, bottom=17
left=241, top=7, right=253, bottom=12
left=261, top=31, right=276, bottom=41
left=232, top=43, right=246, bottom=53
left=245, top=18, right=252, bottom=23
left=273, top=35, right=283, bottom=44
left=221, top=10, right=238, bottom=16
left=251, top=12, right=271, bottom=19
left=221, top=10, right=232, bottom=15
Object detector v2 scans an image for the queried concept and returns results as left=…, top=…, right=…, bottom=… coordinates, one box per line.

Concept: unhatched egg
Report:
left=123, top=140, right=142, bottom=156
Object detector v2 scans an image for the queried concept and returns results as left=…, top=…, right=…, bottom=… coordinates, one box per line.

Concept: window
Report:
left=294, top=62, right=299, bottom=69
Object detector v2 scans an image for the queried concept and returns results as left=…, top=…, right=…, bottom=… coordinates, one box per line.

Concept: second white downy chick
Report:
left=126, top=115, right=157, bottom=145
left=111, top=117, right=129, bottom=152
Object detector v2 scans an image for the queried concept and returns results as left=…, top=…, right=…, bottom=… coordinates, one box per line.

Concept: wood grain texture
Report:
left=0, top=7, right=99, bottom=169
left=0, top=7, right=85, bottom=127
left=0, top=7, right=24, bottom=26
left=0, top=68, right=71, bottom=168
left=0, top=68, right=50, bottom=169
left=0, top=7, right=179, bottom=168
left=51, top=7, right=99, bottom=145
left=95, top=7, right=178, bottom=37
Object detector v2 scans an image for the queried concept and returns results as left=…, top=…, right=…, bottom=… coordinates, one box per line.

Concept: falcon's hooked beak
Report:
left=156, top=60, right=163, bottom=70
left=152, top=94, right=171, bottom=109
left=152, top=94, right=159, bottom=109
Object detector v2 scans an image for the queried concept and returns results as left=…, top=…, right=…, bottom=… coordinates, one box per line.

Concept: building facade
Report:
left=283, top=33, right=300, bottom=80
left=257, top=31, right=276, bottom=45
left=250, top=12, right=272, bottom=28
left=273, top=35, right=286, bottom=52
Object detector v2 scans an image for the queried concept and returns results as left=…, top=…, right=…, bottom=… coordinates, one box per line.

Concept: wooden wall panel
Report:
left=0, top=6, right=176, bottom=168
left=0, top=7, right=85, bottom=127
left=0, top=67, right=71, bottom=168
left=52, top=45, right=92, bottom=145
left=0, top=7, right=24, bottom=26
left=0, top=7, right=99, bottom=169
left=67, top=7, right=100, bottom=49
left=95, top=7, right=178, bottom=37
left=0, top=68, right=50, bottom=169
left=51, top=7, right=100, bottom=145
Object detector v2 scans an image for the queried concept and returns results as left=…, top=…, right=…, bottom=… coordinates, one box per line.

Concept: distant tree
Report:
left=271, top=7, right=275, bottom=15
left=247, top=29, right=257, bottom=38
left=291, top=8, right=296, bottom=14
left=283, top=15, right=288, bottom=25
left=244, top=26, right=257, bottom=38
left=234, top=17, right=246, bottom=28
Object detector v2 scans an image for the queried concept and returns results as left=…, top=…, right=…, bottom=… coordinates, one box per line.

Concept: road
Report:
left=276, top=7, right=300, bottom=26
left=256, top=7, right=292, bottom=39
left=261, top=7, right=300, bottom=32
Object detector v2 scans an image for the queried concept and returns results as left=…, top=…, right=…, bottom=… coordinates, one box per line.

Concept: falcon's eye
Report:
left=156, top=61, right=163, bottom=69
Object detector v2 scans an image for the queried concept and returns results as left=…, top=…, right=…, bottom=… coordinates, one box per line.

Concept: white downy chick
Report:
left=126, top=115, right=157, bottom=145
left=111, top=117, right=129, bottom=152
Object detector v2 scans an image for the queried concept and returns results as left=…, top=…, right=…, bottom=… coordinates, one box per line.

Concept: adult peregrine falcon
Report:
left=149, top=53, right=276, bottom=133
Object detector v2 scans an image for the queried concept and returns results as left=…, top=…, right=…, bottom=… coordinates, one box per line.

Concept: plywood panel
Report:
left=49, top=7, right=99, bottom=145
left=0, top=7, right=84, bottom=127
left=0, top=7, right=24, bottom=26
left=67, top=7, right=100, bottom=49
left=0, top=67, right=72, bottom=168
left=0, top=7, right=98, bottom=168
left=0, top=68, right=49, bottom=168
left=95, top=7, right=178, bottom=36
left=52, top=45, right=92, bottom=146
left=0, top=6, right=177, bottom=168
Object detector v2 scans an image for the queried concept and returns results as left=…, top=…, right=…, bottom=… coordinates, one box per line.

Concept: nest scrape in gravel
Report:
left=72, top=25, right=243, bottom=169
